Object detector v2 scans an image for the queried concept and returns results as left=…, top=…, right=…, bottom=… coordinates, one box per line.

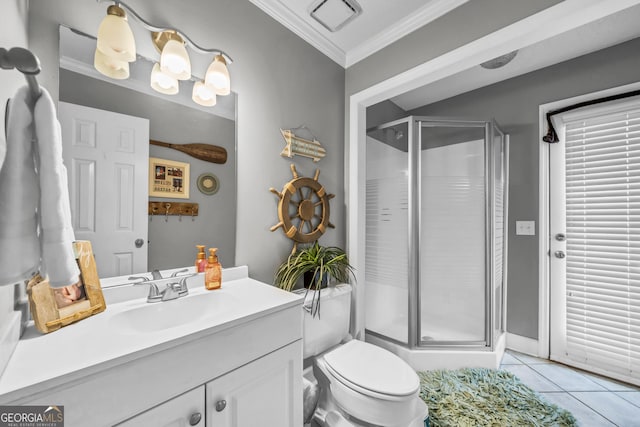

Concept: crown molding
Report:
left=249, top=0, right=468, bottom=69
left=248, top=0, right=346, bottom=66
left=345, top=0, right=468, bottom=67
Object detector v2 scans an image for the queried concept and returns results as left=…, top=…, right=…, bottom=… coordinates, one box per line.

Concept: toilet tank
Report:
left=297, top=284, right=352, bottom=359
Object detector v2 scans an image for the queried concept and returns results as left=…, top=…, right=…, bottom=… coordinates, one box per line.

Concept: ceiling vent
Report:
left=310, top=0, right=362, bottom=32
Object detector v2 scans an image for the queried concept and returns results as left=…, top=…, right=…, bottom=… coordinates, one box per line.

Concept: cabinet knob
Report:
left=189, top=412, right=202, bottom=426
left=215, top=400, right=227, bottom=412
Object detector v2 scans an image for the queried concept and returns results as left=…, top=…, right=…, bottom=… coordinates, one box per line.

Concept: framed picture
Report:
left=27, top=241, right=107, bottom=334
left=149, top=157, right=190, bottom=199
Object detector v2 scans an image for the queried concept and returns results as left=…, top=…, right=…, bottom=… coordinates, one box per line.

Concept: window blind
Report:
left=563, top=107, right=640, bottom=378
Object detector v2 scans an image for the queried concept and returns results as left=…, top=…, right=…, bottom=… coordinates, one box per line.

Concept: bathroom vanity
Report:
left=0, top=267, right=303, bottom=426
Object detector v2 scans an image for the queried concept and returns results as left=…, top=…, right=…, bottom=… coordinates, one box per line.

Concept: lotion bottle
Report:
left=205, top=248, right=221, bottom=290
left=195, top=245, right=207, bottom=273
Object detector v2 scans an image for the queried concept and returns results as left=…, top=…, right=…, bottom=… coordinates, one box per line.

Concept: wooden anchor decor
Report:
left=279, top=129, right=326, bottom=162
left=270, top=164, right=335, bottom=253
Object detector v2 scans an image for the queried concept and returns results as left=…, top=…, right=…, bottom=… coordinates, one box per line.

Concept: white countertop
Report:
left=0, top=267, right=302, bottom=402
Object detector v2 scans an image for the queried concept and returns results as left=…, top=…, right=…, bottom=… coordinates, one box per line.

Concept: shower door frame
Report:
left=364, top=116, right=508, bottom=351
left=414, top=117, right=493, bottom=349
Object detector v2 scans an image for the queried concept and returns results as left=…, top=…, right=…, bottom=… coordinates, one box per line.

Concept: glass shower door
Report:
left=492, top=124, right=509, bottom=343
left=418, top=121, right=488, bottom=346
left=365, top=119, right=411, bottom=344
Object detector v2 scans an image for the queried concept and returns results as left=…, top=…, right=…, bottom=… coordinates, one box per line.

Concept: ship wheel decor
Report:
left=270, top=164, right=335, bottom=252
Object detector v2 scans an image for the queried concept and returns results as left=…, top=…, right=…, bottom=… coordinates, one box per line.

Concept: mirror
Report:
left=58, top=26, right=236, bottom=279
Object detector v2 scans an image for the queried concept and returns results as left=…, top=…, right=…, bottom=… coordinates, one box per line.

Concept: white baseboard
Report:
left=506, top=332, right=539, bottom=357
left=0, top=312, right=21, bottom=378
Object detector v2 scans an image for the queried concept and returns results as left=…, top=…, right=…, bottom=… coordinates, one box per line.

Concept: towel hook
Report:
left=165, top=203, right=171, bottom=222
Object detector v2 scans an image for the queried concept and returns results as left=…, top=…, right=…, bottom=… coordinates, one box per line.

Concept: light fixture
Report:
left=192, top=81, right=217, bottom=107
left=205, top=55, right=231, bottom=96
left=95, top=4, right=136, bottom=62
left=480, top=51, right=518, bottom=69
left=94, top=0, right=233, bottom=106
left=150, top=63, right=179, bottom=95
left=94, top=48, right=129, bottom=79
left=152, top=30, right=191, bottom=81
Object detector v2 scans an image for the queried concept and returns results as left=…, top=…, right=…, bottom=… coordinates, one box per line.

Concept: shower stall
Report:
left=364, top=116, right=509, bottom=369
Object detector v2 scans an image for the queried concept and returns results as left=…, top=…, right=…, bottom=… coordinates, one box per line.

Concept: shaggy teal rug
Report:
left=418, top=368, right=577, bottom=427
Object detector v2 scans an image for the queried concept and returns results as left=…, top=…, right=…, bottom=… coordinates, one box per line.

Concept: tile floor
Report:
left=501, top=350, right=640, bottom=426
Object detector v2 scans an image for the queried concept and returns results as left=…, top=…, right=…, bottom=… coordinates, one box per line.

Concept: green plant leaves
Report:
left=274, top=242, right=354, bottom=292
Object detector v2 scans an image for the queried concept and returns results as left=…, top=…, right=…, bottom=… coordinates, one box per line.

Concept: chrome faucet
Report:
left=128, top=270, right=194, bottom=303
left=158, top=283, right=181, bottom=302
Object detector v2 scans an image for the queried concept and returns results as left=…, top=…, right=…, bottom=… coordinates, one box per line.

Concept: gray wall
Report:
left=408, top=36, right=640, bottom=339
left=28, top=0, right=345, bottom=284
left=59, top=69, right=236, bottom=270
left=367, top=100, right=407, bottom=129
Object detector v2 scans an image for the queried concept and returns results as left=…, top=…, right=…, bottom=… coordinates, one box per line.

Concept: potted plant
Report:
left=274, top=242, right=354, bottom=316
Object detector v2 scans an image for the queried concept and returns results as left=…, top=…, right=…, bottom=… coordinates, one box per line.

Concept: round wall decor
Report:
left=197, top=172, right=220, bottom=195
left=270, top=164, right=335, bottom=252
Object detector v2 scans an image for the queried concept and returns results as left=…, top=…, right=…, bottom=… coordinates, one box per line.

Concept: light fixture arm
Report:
left=96, top=0, right=233, bottom=64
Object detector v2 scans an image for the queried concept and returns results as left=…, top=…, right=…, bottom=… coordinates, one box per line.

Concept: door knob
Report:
left=135, top=238, right=144, bottom=248
left=554, top=250, right=566, bottom=259
left=555, top=233, right=566, bottom=241
left=215, top=400, right=227, bottom=412
left=189, top=412, right=202, bottom=426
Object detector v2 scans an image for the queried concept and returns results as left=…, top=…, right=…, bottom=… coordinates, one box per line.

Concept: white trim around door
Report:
left=538, top=81, right=640, bottom=361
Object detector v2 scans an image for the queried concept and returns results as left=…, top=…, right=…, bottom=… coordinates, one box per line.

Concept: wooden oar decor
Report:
left=150, top=139, right=227, bottom=164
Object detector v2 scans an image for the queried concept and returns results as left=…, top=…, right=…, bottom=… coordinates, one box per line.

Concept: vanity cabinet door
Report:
left=116, top=386, right=205, bottom=427
left=206, top=341, right=302, bottom=427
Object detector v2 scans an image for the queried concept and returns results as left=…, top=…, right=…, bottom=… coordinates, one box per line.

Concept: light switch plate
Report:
left=516, top=220, right=535, bottom=236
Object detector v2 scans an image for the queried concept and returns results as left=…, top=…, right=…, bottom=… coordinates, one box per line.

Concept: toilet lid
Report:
left=323, top=340, right=419, bottom=397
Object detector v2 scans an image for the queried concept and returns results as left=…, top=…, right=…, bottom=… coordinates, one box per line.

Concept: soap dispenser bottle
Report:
left=195, top=245, right=207, bottom=273
left=205, top=248, right=221, bottom=290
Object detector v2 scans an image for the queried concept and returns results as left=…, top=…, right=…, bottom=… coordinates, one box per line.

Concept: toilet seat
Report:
left=315, top=343, right=426, bottom=427
left=323, top=340, right=419, bottom=399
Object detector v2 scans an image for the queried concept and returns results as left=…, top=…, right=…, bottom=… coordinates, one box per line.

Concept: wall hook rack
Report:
left=148, top=202, right=199, bottom=221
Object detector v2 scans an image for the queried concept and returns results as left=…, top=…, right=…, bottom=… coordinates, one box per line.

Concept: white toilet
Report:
left=300, top=284, right=428, bottom=427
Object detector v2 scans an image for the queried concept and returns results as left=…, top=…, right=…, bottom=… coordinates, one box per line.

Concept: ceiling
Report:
left=391, top=3, right=640, bottom=111
left=248, top=0, right=468, bottom=68
left=250, top=0, right=640, bottom=112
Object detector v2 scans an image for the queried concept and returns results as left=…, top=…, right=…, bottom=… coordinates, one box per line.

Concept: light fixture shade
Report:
left=150, top=63, right=179, bottom=95
left=161, top=39, right=191, bottom=80
left=94, top=49, right=130, bottom=79
left=192, top=81, right=217, bottom=107
left=96, top=5, right=136, bottom=62
left=205, top=55, right=231, bottom=96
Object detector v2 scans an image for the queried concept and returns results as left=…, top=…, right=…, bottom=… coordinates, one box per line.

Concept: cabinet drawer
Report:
left=117, top=386, right=205, bottom=427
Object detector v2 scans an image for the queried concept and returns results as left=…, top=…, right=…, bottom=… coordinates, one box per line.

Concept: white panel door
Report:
left=59, top=102, right=149, bottom=278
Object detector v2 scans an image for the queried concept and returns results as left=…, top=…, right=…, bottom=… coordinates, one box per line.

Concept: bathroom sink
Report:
left=110, top=291, right=237, bottom=333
